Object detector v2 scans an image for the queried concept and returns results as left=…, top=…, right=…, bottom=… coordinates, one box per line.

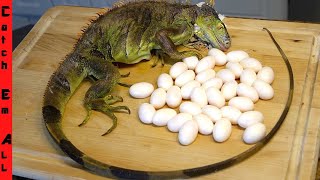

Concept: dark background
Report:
left=12, top=0, right=319, bottom=179
left=289, top=0, right=320, bottom=22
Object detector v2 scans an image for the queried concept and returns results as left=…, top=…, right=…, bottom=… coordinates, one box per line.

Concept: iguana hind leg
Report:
left=81, top=57, right=130, bottom=135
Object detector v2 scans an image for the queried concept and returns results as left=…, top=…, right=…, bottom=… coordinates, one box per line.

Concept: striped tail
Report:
left=42, top=28, right=293, bottom=179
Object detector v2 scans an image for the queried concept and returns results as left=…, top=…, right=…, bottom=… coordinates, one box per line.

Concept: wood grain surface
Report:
left=12, top=6, right=320, bottom=180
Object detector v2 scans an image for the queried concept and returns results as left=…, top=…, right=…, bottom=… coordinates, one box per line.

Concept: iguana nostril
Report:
left=225, top=40, right=231, bottom=48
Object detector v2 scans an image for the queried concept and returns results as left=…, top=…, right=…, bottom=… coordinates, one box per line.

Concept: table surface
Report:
left=12, top=6, right=320, bottom=180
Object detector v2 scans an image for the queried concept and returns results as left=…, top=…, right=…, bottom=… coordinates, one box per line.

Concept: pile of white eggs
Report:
left=129, top=48, right=275, bottom=146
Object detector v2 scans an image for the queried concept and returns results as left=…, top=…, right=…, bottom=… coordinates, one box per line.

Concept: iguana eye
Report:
left=217, top=23, right=223, bottom=30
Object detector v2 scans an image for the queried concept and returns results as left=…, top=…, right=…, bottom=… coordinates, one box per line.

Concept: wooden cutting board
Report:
left=13, top=6, right=320, bottom=180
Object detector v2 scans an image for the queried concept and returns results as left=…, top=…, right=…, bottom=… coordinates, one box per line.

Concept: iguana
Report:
left=42, top=1, right=233, bottom=179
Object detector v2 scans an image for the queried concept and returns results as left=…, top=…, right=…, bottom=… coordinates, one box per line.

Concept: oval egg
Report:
left=166, top=86, right=182, bottom=108
left=152, top=108, right=177, bottom=126
left=183, top=56, right=199, bottom=70
left=191, top=87, right=208, bottom=107
left=167, top=113, right=193, bottom=132
left=157, top=73, right=173, bottom=91
left=179, top=102, right=202, bottom=115
left=221, top=81, right=238, bottom=101
left=226, top=62, right=243, bottom=79
left=195, top=56, right=215, bottom=73
left=212, top=118, right=232, bottom=143
left=169, top=62, right=188, bottom=79
left=238, top=111, right=264, bottom=129
left=129, top=82, right=154, bottom=98
left=202, top=77, right=223, bottom=90
left=195, top=69, right=216, bottom=84
left=257, top=66, right=275, bottom=84
left=206, top=87, right=226, bottom=108
left=240, top=69, right=257, bottom=86
left=221, top=106, right=242, bottom=124
left=194, top=114, right=214, bottom=135
left=243, top=123, right=266, bottom=144
left=202, top=105, right=222, bottom=123
left=226, top=50, right=249, bottom=63
left=216, top=69, right=235, bottom=83
left=175, top=70, right=195, bottom=87
left=236, top=83, right=259, bottom=103
left=253, top=79, right=274, bottom=100
left=138, top=103, right=156, bottom=124
left=208, top=48, right=227, bottom=66
left=181, top=80, right=201, bottom=99
left=240, top=57, right=262, bottom=73
left=228, top=97, right=254, bottom=112
left=150, top=88, right=166, bottom=109
left=178, top=120, right=199, bottom=145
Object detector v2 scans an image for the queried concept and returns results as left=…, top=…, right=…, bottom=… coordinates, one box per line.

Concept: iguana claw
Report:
left=99, top=105, right=130, bottom=136
left=121, top=72, right=130, bottom=78
left=79, top=94, right=129, bottom=129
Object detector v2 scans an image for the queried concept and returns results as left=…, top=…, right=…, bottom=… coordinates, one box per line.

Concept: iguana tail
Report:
left=42, top=29, right=294, bottom=179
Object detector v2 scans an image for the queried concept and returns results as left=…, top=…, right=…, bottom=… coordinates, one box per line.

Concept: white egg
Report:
left=169, top=62, right=188, bottom=79
left=238, top=111, right=264, bottom=129
left=195, top=56, right=215, bottom=73
left=202, top=78, right=223, bottom=90
left=166, top=86, right=182, bottom=108
left=220, top=106, right=242, bottom=124
left=167, top=113, right=193, bottom=132
left=138, top=103, right=156, bottom=124
left=195, top=69, right=216, bottom=84
left=150, top=88, right=166, bottom=109
left=221, top=81, right=238, bottom=101
left=240, top=69, right=257, bottom=86
left=226, top=50, right=249, bottom=63
left=129, top=82, right=154, bottom=98
left=152, top=108, right=177, bottom=126
left=175, top=70, right=195, bottom=87
left=181, top=80, right=201, bottom=99
left=206, top=87, right=225, bottom=108
left=179, top=102, right=202, bottom=115
left=236, top=83, right=259, bottom=103
left=212, top=118, right=232, bottom=142
left=183, top=56, right=199, bottom=70
left=228, top=97, right=254, bottom=112
left=253, top=79, right=274, bottom=100
left=216, top=69, right=235, bottom=83
left=194, top=114, right=214, bottom=135
left=239, top=57, right=262, bottom=73
left=257, top=66, right=275, bottom=84
left=179, top=120, right=198, bottom=145
left=226, top=62, right=243, bottom=79
left=202, top=105, right=222, bottom=123
left=208, top=48, right=227, bottom=66
left=191, top=87, right=208, bottom=107
left=243, top=123, right=266, bottom=144
left=157, top=73, right=173, bottom=91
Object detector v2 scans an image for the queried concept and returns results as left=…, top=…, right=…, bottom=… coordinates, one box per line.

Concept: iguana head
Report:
left=194, top=4, right=231, bottom=51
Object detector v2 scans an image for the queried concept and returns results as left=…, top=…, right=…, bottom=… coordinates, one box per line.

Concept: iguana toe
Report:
left=99, top=105, right=130, bottom=136
left=121, top=72, right=130, bottom=78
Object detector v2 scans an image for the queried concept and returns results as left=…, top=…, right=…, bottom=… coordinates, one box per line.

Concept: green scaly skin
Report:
left=42, top=1, right=234, bottom=179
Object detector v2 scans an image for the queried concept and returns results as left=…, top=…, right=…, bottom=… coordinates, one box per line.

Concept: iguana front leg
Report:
left=184, top=37, right=208, bottom=51
left=155, top=25, right=203, bottom=61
